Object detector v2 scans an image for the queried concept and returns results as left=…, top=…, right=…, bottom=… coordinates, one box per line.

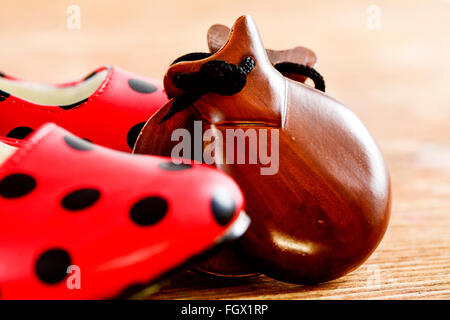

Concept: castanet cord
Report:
left=161, top=52, right=326, bottom=123
left=160, top=56, right=256, bottom=123
left=274, top=62, right=325, bottom=92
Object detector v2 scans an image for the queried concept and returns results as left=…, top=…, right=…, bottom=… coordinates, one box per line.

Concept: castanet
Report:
left=134, top=15, right=391, bottom=284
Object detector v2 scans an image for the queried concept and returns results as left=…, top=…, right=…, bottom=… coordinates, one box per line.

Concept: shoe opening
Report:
left=0, top=69, right=108, bottom=107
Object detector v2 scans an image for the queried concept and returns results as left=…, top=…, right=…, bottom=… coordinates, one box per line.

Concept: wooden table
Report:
left=0, top=0, right=449, bottom=299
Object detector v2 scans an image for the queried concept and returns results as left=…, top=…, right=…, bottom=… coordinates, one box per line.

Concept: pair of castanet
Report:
left=134, top=15, right=391, bottom=284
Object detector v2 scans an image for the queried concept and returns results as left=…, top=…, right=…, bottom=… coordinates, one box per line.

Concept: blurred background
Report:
left=1, top=0, right=449, bottom=299
left=1, top=0, right=449, bottom=145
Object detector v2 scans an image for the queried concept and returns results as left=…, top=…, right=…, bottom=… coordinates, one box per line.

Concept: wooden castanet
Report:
left=207, top=23, right=317, bottom=83
left=134, top=15, right=391, bottom=284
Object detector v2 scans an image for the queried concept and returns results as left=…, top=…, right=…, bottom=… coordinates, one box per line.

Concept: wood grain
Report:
left=0, top=0, right=449, bottom=299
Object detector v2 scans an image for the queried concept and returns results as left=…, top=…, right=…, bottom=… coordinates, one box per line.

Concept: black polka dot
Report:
left=64, top=135, right=95, bottom=151
left=0, top=89, right=9, bottom=102
left=61, top=188, right=101, bottom=211
left=59, top=98, right=88, bottom=110
left=130, top=196, right=168, bottom=226
left=128, top=79, right=158, bottom=94
left=126, top=122, right=146, bottom=150
left=158, top=162, right=192, bottom=171
left=35, top=249, right=71, bottom=284
left=0, top=72, right=5, bottom=78
left=6, top=126, right=33, bottom=139
left=211, top=189, right=236, bottom=226
left=0, top=173, right=36, bottom=198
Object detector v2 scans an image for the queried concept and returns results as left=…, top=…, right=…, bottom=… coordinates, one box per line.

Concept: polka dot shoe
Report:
left=0, top=66, right=168, bottom=152
left=0, top=123, right=248, bottom=299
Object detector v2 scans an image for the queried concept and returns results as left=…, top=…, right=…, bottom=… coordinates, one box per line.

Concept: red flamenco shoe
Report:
left=134, top=15, right=391, bottom=284
left=0, top=123, right=248, bottom=299
left=0, top=66, right=168, bottom=152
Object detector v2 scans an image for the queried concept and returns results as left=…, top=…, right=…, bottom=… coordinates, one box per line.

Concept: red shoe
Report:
left=0, top=66, right=168, bottom=152
left=0, top=123, right=248, bottom=299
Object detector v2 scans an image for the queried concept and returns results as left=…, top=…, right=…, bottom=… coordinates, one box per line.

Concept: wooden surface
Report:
left=0, top=0, right=449, bottom=299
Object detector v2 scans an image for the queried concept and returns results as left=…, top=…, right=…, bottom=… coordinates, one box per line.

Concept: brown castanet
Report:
left=134, top=15, right=391, bottom=284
